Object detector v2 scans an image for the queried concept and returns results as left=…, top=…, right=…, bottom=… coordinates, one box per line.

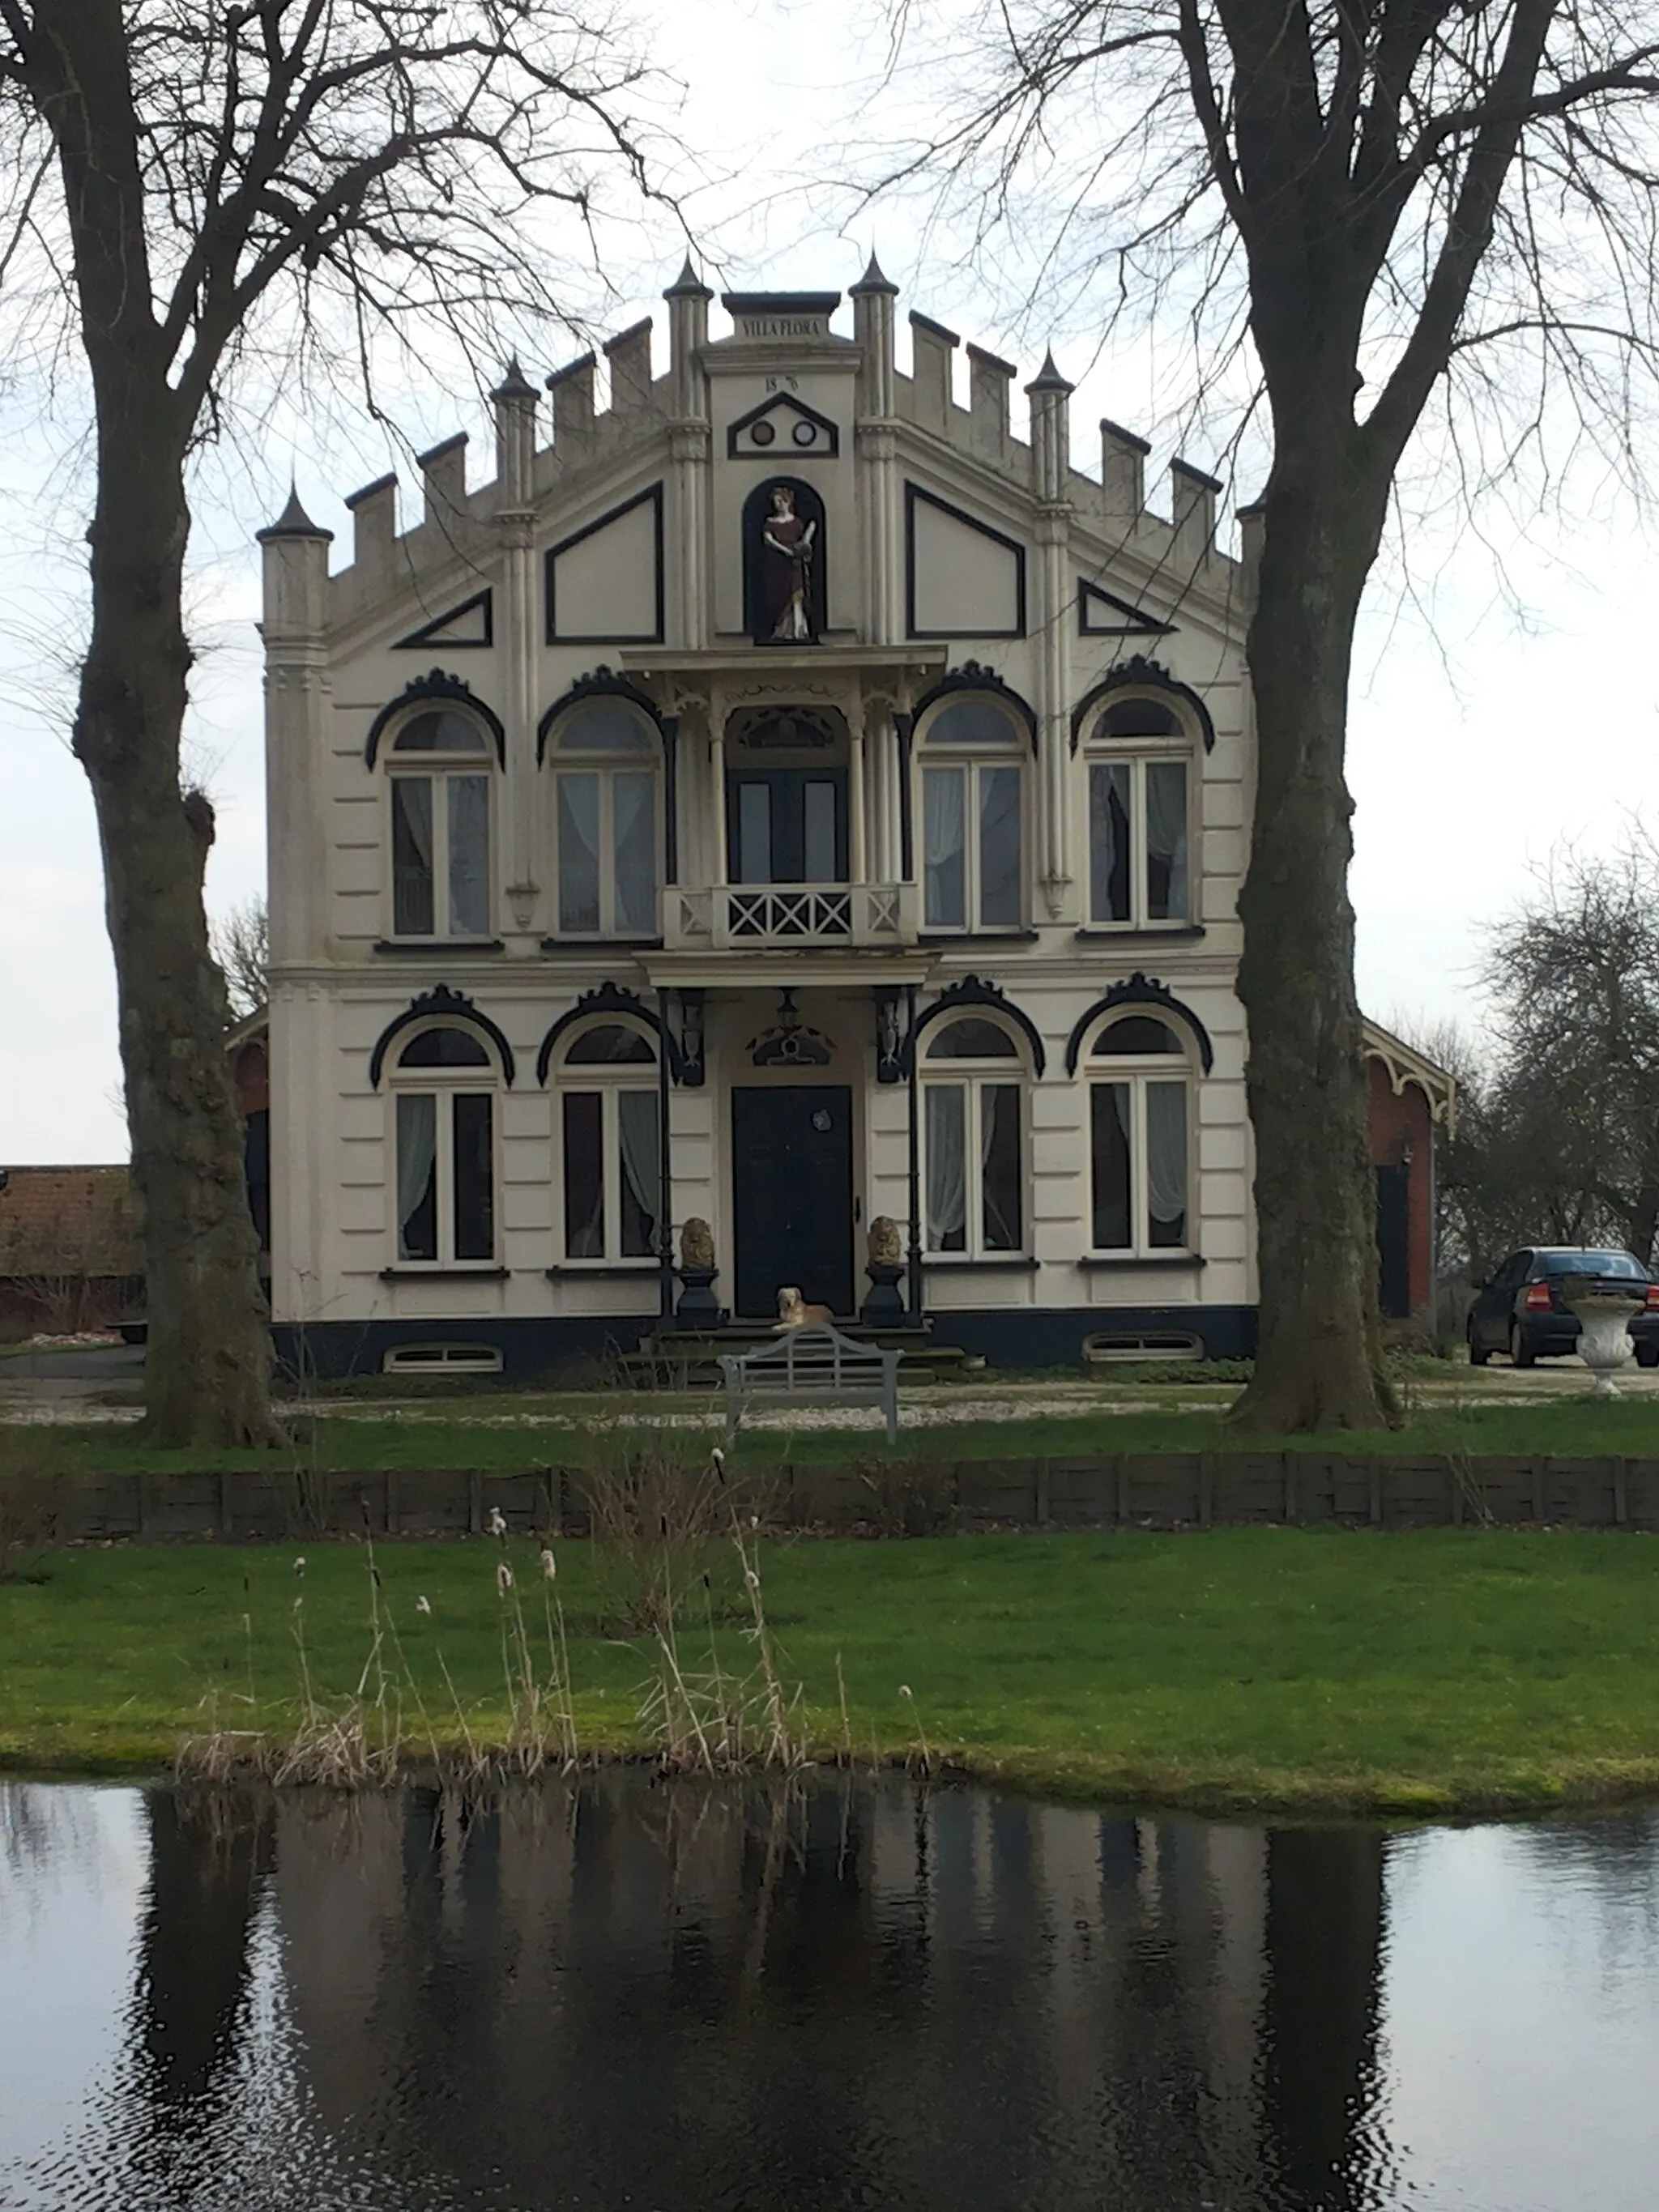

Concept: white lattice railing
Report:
left=665, top=882, right=911, bottom=948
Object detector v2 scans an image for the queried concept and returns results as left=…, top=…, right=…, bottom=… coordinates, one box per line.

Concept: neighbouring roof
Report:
left=0, top=1166, right=143, bottom=1280
left=1361, top=1018, right=1456, bottom=1131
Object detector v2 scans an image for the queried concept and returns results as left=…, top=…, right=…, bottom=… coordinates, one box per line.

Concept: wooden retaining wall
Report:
left=36, top=1454, right=1659, bottom=1541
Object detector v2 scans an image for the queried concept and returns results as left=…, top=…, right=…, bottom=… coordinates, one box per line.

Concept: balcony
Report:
left=664, top=882, right=918, bottom=950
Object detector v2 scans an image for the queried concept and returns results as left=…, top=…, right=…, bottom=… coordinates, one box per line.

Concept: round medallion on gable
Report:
left=791, top=419, right=817, bottom=447
left=750, top=418, right=776, bottom=445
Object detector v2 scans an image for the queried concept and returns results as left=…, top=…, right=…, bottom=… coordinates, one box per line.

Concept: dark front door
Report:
left=728, top=769, right=848, bottom=884
left=1375, top=1165, right=1411, bottom=1319
left=731, top=1086, right=855, bottom=1319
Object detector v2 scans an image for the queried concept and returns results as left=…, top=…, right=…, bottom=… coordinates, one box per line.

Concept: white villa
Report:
left=259, top=262, right=1271, bottom=1379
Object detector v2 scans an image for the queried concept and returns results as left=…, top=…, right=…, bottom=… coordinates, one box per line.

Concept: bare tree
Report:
left=1478, top=838, right=1659, bottom=1263
left=877, top=0, right=1659, bottom=1430
left=211, top=898, right=269, bottom=1025
left=0, top=2, right=669, bottom=1444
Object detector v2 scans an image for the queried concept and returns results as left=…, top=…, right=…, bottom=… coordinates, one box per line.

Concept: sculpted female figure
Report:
left=760, top=484, right=817, bottom=642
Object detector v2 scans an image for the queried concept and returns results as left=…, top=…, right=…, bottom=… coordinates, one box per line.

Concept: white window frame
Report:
left=919, top=1018, right=1030, bottom=1259
left=384, top=710, right=496, bottom=943
left=386, top=1023, right=503, bottom=1269
left=1083, top=696, right=1196, bottom=931
left=547, top=705, right=661, bottom=940
left=1085, top=1020, right=1196, bottom=1257
left=916, top=697, right=1027, bottom=933
left=554, top=1023, right=663, bottom=1267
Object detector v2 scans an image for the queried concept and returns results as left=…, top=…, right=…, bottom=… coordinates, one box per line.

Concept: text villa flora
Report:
left=255, top=262, right=1451, bottom=1378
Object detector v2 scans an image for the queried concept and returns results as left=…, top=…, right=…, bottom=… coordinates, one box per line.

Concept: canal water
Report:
left=1, top=1776, right=1656, bottom=2211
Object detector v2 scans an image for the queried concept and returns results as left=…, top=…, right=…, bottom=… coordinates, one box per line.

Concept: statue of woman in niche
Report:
left=759, top=484, right=817, bottom=642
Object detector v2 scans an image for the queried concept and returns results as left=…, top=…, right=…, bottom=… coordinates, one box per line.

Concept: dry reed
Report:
left=175, top=1460, right=833, bottom=1789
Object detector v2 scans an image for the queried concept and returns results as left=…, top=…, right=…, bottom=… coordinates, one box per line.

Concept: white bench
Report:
left=719, top=1323, right=901, bottom=1446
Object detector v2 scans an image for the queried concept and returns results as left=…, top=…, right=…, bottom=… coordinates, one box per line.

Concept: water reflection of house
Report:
left=257, top=1777, right=1387, bottom=2206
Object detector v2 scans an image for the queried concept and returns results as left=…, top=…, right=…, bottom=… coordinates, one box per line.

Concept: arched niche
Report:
left=742, top=477, right=828, bottom=646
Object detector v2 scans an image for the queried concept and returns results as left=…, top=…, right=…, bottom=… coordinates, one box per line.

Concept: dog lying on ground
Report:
left=773, top=1285, right=833, bottom=1330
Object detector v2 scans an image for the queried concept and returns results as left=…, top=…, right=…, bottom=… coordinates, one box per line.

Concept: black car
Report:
left=1467, top=1247, right=1659, bottom=1367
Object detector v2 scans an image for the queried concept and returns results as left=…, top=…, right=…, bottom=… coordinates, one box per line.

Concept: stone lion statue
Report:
left=867, top=1215, right=902, bottom=1268
left=679, top=1217, right=715, bottom=1272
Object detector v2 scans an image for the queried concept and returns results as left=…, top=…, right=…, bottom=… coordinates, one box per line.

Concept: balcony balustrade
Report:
left=664, top=881, right=916, bottom=950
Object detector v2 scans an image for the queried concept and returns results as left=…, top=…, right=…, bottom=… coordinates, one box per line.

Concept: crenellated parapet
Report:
left=314, top=254, right=1253, bottom=640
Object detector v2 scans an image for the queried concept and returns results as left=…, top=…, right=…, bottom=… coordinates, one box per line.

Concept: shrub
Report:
left=0, top=1434, right=58, bottom=1582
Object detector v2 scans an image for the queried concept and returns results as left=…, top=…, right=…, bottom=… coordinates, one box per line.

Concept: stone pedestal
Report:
left=674, top=1266, right=721, bottom=1329
left=861, top=1261, right=906, bottom=1326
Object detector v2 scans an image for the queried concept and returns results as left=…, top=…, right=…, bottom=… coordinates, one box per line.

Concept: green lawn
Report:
left=6, top=1527, right=1659, bottom=1816
left=12, top=1387, right=1659, bottom=1473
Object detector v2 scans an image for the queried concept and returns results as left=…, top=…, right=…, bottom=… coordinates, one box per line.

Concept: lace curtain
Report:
left=557, top=775, right=602, bottom=932
left=616, top=1089, right=661, bottom=1257
left=394, top=1093, right=437, bottom=1259
left=391, top=778, right=434, bottom=936
left=1145, top=762, right=1188, bottom=921
left=976, top=766, right=1022, bottom=927
left=923, top=769, right=966, bottom=927
left=925, top=1085, right=967, bottom=1248
left=1145, top=1080, right=1188, bottom=1240
left=1089, top=763, right=1130, bottom=923
left=612, top=772, right=656, bottom=933
left=979, top=1081, right=1021, bottom=1250
left=447, top=776, right=490, bottom=936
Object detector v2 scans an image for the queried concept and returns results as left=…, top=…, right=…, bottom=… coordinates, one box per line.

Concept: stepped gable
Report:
left=322, top=258, right=1243, bottom=630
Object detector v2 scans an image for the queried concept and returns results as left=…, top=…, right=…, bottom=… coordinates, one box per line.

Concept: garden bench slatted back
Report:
left=719, top=1323, right=901, bottom=1446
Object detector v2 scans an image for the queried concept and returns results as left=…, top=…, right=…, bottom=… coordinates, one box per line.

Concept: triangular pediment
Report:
left=1077, top=578, right=1176, bottom=638
left=394, top=588, right=493, bottom=650
left=727, top=392, right=839, bottom=460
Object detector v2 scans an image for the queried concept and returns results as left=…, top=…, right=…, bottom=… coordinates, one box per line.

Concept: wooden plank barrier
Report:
left=28, top=1455, right=1659, bottom=1541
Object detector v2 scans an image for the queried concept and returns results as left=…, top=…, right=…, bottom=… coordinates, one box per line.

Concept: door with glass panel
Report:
left=727, top=769, right=848, bottom=884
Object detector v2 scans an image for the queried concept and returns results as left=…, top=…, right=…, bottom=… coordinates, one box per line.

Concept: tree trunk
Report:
left=72, top=437, right=277, bottom=1448
left=1626, top=1183, right=1659, bottom=1270
left=32, top=0, right=278, bottom=1447
left=1230, top=469, right=1396, bottom=1434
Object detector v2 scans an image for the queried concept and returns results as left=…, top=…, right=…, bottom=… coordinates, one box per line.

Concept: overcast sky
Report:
left=2, top=0, right=1653, bottom=1165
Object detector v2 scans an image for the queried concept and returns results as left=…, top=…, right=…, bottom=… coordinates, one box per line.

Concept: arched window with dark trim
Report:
left=384, top=707, right=494, bottom=940
left=387, top=1020, right=502, bottom=1264
left=546, top=700, right=660, bottom=938
left=1086, top=1015, right=1194, bottom=1253
left=1085, top=690, right=1195, bottom=928
left=921, top=1016, right=1028, bottom=1255
left=552, top=1020, right=662, bottom=1262
left=916, top=693, right=1026, bottom=931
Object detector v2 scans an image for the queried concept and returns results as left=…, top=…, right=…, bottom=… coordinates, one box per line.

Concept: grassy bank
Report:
left=5, top=1528, right=1659, bottom=1816
left=14, top=1387, right=1659, bottom=1474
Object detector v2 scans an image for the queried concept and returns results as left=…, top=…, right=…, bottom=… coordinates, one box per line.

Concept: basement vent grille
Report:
left=1081, top=1332, right=1204, bottom=1366
left=382, top=1342, right=504, bottom=1376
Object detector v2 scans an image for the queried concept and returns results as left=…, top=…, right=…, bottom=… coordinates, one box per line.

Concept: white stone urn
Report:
left=1560, top=1276, right=1639, bottom=1397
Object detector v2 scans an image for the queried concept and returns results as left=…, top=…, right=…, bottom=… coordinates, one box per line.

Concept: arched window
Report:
left=922, top=1016, right=1026, bottom=1255
left=548, top=702, right=659, bottom=937
left=386, top=709, right=494, bottom=940
left=555, top=1021, right=661, bottom=1261
left=1087, top=1016, right=1192, bottom=1253
left=388, top=1021, right=501, bottom=1264
left=917, top=696, right=1026, bottom=931
left=1085, top=690, right=1193, bottom=928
